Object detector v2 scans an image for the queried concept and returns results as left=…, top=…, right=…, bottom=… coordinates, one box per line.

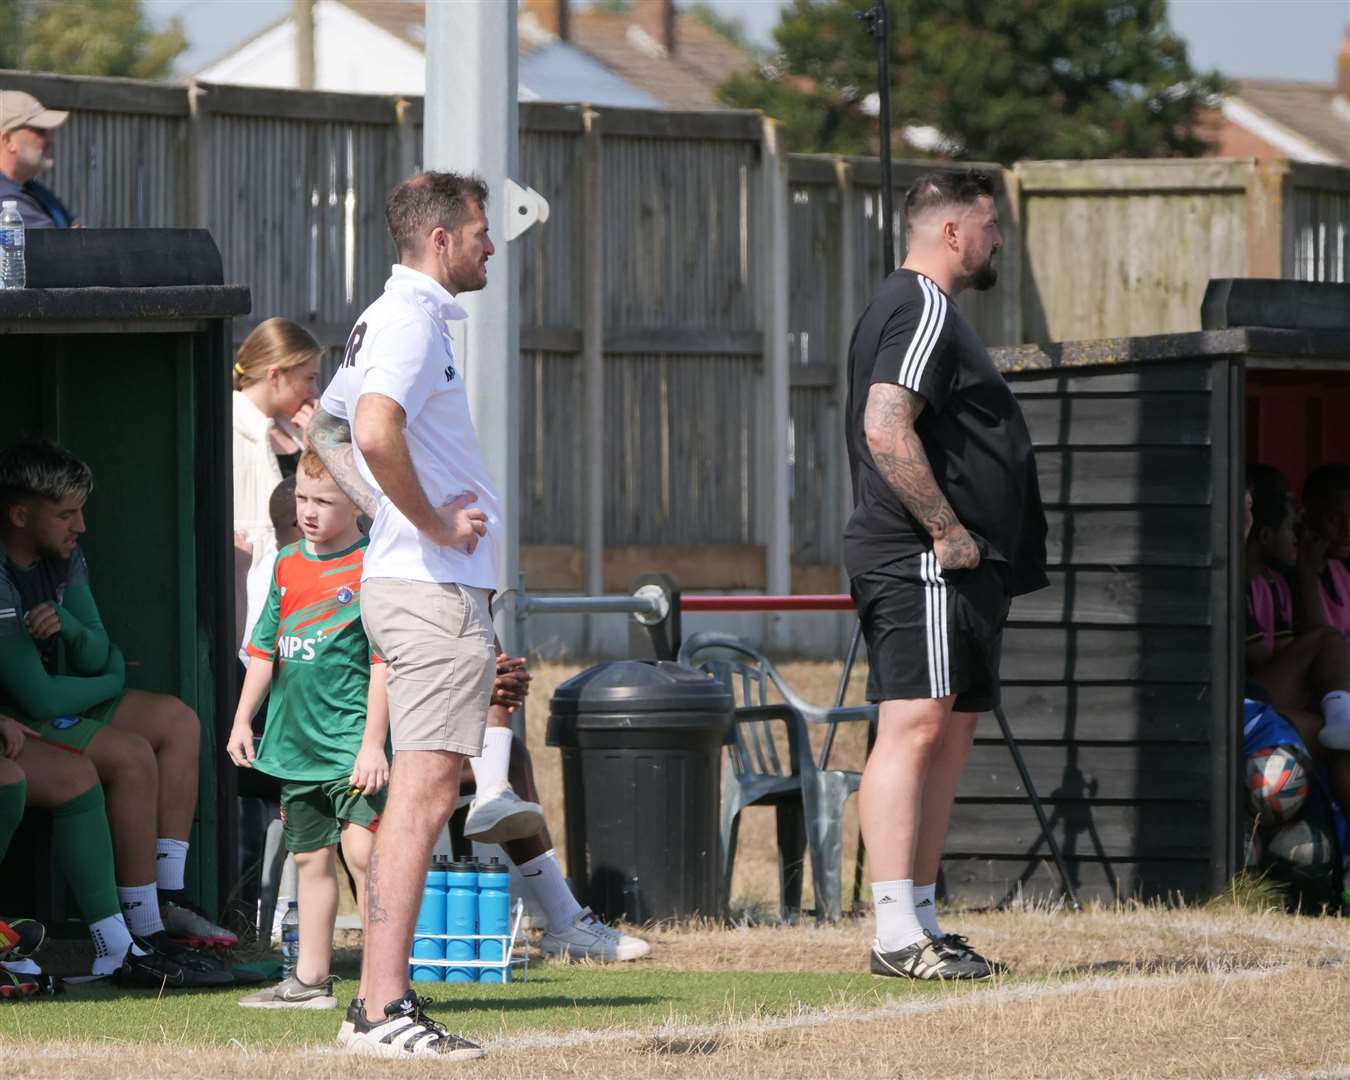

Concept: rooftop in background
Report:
left=1206, top=30, right=1350, bottom=164
left=193, top=0, right=755, bottom=110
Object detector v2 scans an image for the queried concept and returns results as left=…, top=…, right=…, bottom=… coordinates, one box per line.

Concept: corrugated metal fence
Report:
left=4, top=69, right=1347, bottom=614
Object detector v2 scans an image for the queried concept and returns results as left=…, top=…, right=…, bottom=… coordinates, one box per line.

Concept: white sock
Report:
left=913, top=882, right=942, bottom=938
left=516, top=849, right=582, bottom=933
left=90, top=914, right=137, bottom=976
left=1322, top=691, right=1350, bottom=731
left=155, top=838, right=189, bottom=891
left=2, top=958, right=40, bottom=975
left=469, top=727, right=514, bottom=794
left=872, top=878, right=926, bottom=952
left=118, top=883, right=164, bottom=937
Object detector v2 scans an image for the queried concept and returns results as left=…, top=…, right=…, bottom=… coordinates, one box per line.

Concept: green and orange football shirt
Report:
left=246, top=537, right=381, bottom=781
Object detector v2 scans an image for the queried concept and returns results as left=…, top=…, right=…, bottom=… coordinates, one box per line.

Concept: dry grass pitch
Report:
left=6, top=662, right=1350, bottom=1078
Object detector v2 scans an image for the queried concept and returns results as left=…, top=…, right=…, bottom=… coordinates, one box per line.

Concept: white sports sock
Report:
left=872, top=879, right=927, bottom=953
left=469, top=727, right=514, bottom=794
left=118, top=883, right=164, bottom=937
left=155, top=838, right=189, bottom=892
left=515, top=849, right=582, bottom=933
left=912, top=882, right=942, bottom=938
left=1322, top=691, right=1350, bottom=733
left=89, top=914, right=136, bottom=976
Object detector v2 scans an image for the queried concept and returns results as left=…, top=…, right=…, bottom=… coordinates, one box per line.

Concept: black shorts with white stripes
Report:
left=850, top=553, right=1012, bottom=712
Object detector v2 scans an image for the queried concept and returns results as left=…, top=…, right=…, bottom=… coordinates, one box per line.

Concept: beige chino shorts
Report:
left=360, top=578, right=496, bottom=755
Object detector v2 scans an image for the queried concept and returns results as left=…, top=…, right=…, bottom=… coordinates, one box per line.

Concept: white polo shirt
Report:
left=320, top=265, right=501, bottom=590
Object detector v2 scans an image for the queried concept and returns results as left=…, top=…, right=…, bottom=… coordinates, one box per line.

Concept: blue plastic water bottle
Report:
left=476, top=858, right=511, bottom=983
left=411, top=859, right=448, bottom=982
left=445, top=859, right=479, bottom=983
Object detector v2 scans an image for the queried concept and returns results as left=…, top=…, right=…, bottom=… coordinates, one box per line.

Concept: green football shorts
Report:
left=20, top=692, right=124, bottom=753
left=278, top=778, right=384, bottom=854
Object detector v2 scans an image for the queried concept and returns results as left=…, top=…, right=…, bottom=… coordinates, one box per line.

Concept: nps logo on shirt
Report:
left=336, top=586, right=354, bottom=605
left=276, top=631, right=327, bottom=663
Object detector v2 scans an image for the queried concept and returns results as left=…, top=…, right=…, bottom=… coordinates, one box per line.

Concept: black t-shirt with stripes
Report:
left=843, top=268, right=1048, bottom=596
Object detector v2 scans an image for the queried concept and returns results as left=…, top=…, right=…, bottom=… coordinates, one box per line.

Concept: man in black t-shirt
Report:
left=844, top=170, right=1047, bottom=982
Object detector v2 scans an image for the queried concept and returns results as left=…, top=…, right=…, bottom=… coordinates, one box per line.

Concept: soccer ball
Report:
left=1246, top=745, right=1310, bottom=825
left=1266, top=818, right=1335, bottom=869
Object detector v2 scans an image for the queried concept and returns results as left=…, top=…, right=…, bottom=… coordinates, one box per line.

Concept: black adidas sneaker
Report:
left=940, top=933, right=1006, bottom=977
left=343, top=991, right=485, bottom=1060
left=870, top=930, right=993, bottom=981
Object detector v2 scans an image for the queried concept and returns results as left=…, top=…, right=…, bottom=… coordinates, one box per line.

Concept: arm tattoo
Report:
left=308, top=407, right=379, bottom=519
left=864, top=384, right=962, bottom=540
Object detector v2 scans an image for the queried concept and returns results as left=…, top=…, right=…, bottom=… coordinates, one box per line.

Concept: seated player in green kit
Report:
left=0, top=711, right=218, bottom=986
left=0, top=439, right=232, bottom=980
left=227, top=450, right=389, bottom=1009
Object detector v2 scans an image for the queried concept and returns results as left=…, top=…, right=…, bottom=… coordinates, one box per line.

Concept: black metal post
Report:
left=858, top=0, right=896, bottom=275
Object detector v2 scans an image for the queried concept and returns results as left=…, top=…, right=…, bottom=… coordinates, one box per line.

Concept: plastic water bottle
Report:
left=445, top=859, right=479, bottom=983
left=280, top=901, right=299, bottom=978
left=477, top=858, right=511, bottom=983
left=0, top=201, right=24, bottom=290
left=411, top=858, right=448, bottom=983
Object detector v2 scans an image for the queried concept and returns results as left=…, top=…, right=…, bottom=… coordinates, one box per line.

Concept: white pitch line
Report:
left=487, top=960, right=1303, bottom=1054
left=14, top=959, right=1323, bottom=1064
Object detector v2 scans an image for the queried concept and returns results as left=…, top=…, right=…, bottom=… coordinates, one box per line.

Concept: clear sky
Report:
left=145, top=0, right=1349, bottom=84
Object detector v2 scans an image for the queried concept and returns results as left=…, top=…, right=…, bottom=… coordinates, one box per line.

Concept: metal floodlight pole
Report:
left=858, top=0, right=895, bottom=276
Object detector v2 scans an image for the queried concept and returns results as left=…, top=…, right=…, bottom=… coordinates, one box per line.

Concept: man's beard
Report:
left=970, top=260, right=998, bottom=292
left=19, top=145, right=50, bottom=173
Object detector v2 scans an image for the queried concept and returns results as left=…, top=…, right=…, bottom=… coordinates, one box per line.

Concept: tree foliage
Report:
left=719, top=0, right=1226, bottom=162
left=0, top=0, right=187, bottom=80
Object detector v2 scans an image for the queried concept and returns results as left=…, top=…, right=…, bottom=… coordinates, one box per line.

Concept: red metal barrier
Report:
left=680, top=594, right=856, bottom=613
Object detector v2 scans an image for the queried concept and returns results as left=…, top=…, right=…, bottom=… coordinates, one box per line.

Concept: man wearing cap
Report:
left=0, top=91, right=75, bottom=229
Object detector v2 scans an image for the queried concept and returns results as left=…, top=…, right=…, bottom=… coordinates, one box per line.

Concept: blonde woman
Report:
left=232, top=319, right=322, bottom=643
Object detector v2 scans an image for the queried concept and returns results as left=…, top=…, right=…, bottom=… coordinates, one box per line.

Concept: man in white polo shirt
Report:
left=312, top=171, right=520, bottom=1060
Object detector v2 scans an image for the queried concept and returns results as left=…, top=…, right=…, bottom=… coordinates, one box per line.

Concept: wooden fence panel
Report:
left=596, top=132, right=764, bottom=553
left=204, top=108, right=399, bottom=356
left=604, top=354, right=758, bottom=547
left=1016, top=160, right=1258, bottom=342
left=42, top=109, right=184, bottom=228
left=519, top=129, right=582, bottom=332
left=601, top=135, right=760, bottom=332
left=521, top=352, right=584, bottom=545
left=787, top=174, right=844, bottom=568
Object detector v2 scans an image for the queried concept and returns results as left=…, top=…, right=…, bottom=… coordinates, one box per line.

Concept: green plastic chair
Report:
left=679, top=631, right=876, bottom=921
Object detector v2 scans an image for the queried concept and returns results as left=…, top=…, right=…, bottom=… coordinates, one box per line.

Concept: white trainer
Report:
left=538, top=908, right=651, bottom=962
left=343, top=991, right=485, bottom=1061
left=463, top=785, right=544, bottom=844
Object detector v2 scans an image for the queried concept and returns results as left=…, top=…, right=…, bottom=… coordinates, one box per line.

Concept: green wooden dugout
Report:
left=0, top=229, right=249, bottom=923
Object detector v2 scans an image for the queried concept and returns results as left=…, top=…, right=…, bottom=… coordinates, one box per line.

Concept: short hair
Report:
left=386, top=171, right=489, bottom=259
left=903, top=169, right=997, bottom=233
left=1247, top=463, right=1292, bottom=534
left=1303, top=463, right=1350, bottom=512
left=267, top=476, right=297, bottom=531
left=233, top=318, right=323, bottom=392
left=296, top=449, right=328, bottom=482
left=0, top=438, right=93, bottom=510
